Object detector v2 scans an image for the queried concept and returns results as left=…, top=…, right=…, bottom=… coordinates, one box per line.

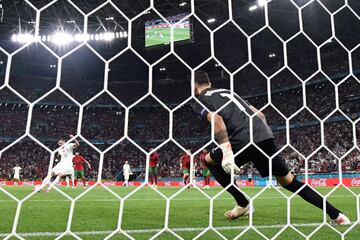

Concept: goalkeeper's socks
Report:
left=283, top=178, right=341, bottom=219
left=206, top=162, right=249, bottom=207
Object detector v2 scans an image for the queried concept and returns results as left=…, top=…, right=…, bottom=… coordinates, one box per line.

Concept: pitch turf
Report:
left=0, top=186, right=359, bottom=239
left=145, top=28, right=190, bottom=47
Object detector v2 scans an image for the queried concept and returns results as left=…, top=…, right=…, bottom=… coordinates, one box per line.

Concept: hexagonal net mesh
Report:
left=0, top=0, right=359, bottom=239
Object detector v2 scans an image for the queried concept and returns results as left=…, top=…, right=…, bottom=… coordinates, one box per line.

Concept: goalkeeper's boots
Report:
left=224, top=204, right=255, bottom=220
left=330, top=213, right=351, bottom=225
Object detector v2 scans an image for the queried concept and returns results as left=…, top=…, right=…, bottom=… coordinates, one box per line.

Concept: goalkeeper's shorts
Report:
left=209, top=138, right=289, bottom=178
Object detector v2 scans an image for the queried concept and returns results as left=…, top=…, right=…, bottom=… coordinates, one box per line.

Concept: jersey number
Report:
left=220, top=93, right=246, bottom=111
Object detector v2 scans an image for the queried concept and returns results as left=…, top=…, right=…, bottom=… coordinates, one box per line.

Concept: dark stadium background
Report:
left=0, top=0, right=359, bottom=184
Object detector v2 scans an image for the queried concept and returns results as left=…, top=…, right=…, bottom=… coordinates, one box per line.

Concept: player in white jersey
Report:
left=247, top=171, right=253, bottom=187
left=122, top=161, right=132, bottom=187
left=65, top=168, right=75, bottom=188
left=13, top=165, right=21, bottom=186
left=35, top=135, right=79, bottom=192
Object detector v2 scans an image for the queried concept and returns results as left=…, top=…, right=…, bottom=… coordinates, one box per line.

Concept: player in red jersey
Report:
left=149, top=148, right=160, bottom=188
left=180, top=150, right=192, bottom=186
left=72, top=152, right=92, bottom=189
left=199, top=149, right=211, bottom=189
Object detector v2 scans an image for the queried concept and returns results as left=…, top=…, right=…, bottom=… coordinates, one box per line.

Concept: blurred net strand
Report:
left=0, top=0, right=359, bottom=239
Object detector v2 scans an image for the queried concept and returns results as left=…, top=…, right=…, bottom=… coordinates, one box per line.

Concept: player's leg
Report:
left=253, top=139, right=350, bottom=225
left=148, top=168, right=152, bottom=185
left=81, top=177, right=87, bottom=188
left=202, top=170, right=208, bottom=189
left=39, top=175, right=52, bottom=188
left=14, top=175, right=19, bottom=186
left=65, top=176, right=70, bottom=188
left=71, top=169, right=75, bottom=188
left=205, top=148, right=249, bottom=208
left=37, top=170, right=56, bottom=191
left=191, top=170, right=195, bottom=185
left=149, top=168, right=154, bottom=185
left=208, top=171, right=211, bottom=187
left=125, top=178, right=129, bottom=186
left=47, top=173, right=63, bottom=191
left=206, top=170, right=211, bottom=189
left=206, top=174, right=210, bottom=188
left=123, top=174, right=129, bottom=186
left=149, top=171, right=153, bottom=185
left=80, top=171, right=86, bottom=188
left=74, top=177, right=78, bottom=187
left=202, top=170, right=206, bottom=188
left=154, top=173, right=157, bottom=185
left=73, top=171, right=78, bottom=187
left=276, top=173, right=349, bottom=224
left=183, top=169, right=190, bottom=185
left=39, top=162, right=66, bottom=191
left=154, top=167, right=158, bottom=186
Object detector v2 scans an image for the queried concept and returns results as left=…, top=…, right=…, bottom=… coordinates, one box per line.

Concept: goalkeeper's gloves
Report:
left=220, top=142, right=241, bottom=175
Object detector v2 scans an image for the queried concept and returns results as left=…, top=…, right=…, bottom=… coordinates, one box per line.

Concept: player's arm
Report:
left=69, top=135, right=80, bottom=148
left=206, top=112, right=241, bottom=174
left=250, top=106, right=266, bottom=124
left=207, top=113, right=229, bottom=144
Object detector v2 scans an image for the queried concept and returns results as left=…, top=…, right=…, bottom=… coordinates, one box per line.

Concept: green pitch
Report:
left=0, top=186, right=359, bottom=239
left=145, top=28, right=190, bottom=47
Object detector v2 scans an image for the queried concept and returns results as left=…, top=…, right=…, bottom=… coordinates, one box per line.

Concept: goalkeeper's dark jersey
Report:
left=193, top=88, right=274, bottom=148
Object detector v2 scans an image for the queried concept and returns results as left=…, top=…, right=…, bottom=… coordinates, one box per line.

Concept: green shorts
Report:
left=74, top=170, right=84, bottom=178
left=149, top=166, right=158, bottom=175
left=202, top=169, right=210, bottom=177
left=183, top=169, right=190, bottom=175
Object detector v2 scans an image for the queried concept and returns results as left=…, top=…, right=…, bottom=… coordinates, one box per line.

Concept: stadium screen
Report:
left=145, top=13, right=191, bottom=47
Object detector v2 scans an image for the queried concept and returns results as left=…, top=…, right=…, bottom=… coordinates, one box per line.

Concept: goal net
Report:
left=0, top=0, right=359, bottom=239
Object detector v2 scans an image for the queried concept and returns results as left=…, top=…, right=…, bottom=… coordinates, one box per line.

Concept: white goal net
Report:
left=0, top=0, right=359, bottom=239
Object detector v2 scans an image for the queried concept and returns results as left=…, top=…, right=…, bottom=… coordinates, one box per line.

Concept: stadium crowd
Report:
left=0, top=51, right=359, bottom=181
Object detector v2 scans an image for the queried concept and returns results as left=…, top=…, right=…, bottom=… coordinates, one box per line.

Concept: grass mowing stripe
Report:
left=0, top=223, right=326, bottom=237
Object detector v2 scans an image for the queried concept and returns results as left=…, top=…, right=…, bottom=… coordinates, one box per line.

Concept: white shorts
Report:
left=52, top=162, right=73, bottom=175
left=14, top=174, right=20, bottom=180
left=124, top=174, right=130, bottom=180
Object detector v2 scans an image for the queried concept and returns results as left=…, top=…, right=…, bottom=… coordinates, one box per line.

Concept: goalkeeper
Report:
left=192, top=71, right=350, bottom=225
